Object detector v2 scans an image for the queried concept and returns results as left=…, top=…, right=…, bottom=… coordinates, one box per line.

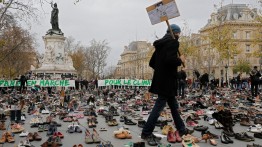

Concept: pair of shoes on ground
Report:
left=114, top=127, right=132, bottom=139
left=67, top=124, right=82, bottom=133
left=41, top=136, right=62, bottom=146
left=85, top=128, right=101, bottom=144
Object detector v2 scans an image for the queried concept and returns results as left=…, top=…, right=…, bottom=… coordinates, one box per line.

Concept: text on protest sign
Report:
left=0, top=80, right=75, bottom=87
left=98, top=79, right=152, bottom=87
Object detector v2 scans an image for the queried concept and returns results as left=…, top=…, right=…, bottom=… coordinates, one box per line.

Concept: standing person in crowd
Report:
left=220, top=77, right=224, bottom=88
left=60, top=87, right=65, bottom=107
left=178, top=68, right=187, bottom=98
left=250, top=66, right=261, bottom=97
left=80, top=79, right=84, bottom=90
left=200, top=73, right=209, bottom=94
left=94, top=78, right=98, bottom=89
left=75, top=79, right=80, bottom=90
left=83, top=79, right=89, bottom=90
left=141, top=24, right=192, bottom=146
left=236, top=72, right=242, bottom=90
left=19, top=75, right=27, bottom=93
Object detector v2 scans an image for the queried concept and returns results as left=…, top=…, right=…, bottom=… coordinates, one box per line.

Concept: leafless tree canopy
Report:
left=85, top=39, right=110, bottom=79
left=65, top=37, right=111, bottom=80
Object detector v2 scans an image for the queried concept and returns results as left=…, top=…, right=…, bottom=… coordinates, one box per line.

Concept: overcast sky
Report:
left=30, top=0, right=259, bottom=67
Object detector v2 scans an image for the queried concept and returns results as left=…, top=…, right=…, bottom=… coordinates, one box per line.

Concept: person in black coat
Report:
left=141, top=24, right=190, bottom=146
left=250, top=66, right=261, bottom=97
left=19, top=75, right=27, bottom=93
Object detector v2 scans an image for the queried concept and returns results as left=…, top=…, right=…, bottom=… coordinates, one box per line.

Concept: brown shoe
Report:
left=254, top=117, right=262, bottom=124
left=0, top=132, right=6, bottom=144
left=27, top=132, right=34, bottom=141
left=0, top=122, right=6, bottom=130
left=33, top=132, right=42, bottom=141
left=123, top=130, right=132, bottom=139
left=240, top=117, right=252, bottom=126
left=6, top=132, right=15, bottom=143
left=114, top=132, right=126, bottom=139
left=41, top=142, right=48, bottom=147
left=51, top=142, right=59, bottom=147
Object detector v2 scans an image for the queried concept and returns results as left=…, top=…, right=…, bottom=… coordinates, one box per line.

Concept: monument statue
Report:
left=47, top=2, right=63, bottom=35
left=33, top=1, right=76, bottom=79
left=51, top=3, right=59, bottom=30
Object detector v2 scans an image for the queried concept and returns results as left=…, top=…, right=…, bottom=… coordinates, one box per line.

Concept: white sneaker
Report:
left=208, top=119, right=217, bottom=125
left=21, top=116, right=26, bottom=121
left=142, top=111, right=148, bottom=115
left=18, top=141, right=25, bottom=147
left=247, top=124, right=262, bottom=133
left=19, top=131, right=29, bottom=137
left=23, top=139, right=31, bottom=146
left=68, top=124, right=79, bottom=129
left=41, top=110, right=50, bottom=114
left=206, top=111, right=215, bottom=115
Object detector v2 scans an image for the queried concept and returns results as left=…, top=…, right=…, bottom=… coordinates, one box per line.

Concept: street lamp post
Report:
left=225, top=64, right=228, bottom=87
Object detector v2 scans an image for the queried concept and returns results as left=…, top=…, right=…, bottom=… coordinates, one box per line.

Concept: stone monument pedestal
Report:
left=33, top=34, right=76, bottom=79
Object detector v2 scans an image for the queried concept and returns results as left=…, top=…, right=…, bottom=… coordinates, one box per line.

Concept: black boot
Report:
left=133, top=142, right=145, bottom=147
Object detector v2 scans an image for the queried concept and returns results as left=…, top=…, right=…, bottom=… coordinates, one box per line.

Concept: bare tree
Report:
left=85, top=39, right=110, bottom=79
left=104, top=66, right=116, bottom=79
left=64, top=36, right=81, bottom=53
left=0, top=0, right=40, bottom=31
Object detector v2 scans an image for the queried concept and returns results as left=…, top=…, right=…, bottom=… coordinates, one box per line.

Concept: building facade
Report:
left=115, top=41, right=154, bottom=80
left=185, top=4, right=262, bottom=82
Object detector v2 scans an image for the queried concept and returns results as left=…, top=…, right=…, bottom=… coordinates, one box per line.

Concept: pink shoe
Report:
left=175, top=130, right=182, bottom=142
left=187, top=121, right=198, bottom=127
left=196, top=110, right=204, bottom=116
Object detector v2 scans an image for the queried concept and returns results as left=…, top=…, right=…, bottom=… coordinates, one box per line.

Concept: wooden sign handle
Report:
left=165, top=20, right=185, bottom=68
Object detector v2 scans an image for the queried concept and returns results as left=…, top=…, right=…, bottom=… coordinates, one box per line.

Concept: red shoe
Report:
left=167, top=130, right=176, bottom=143
left=53, top=132, right=58, bottom=138
left=57, top=132, right=64, bottom=138
left=175, top=130, right=182, bottom=142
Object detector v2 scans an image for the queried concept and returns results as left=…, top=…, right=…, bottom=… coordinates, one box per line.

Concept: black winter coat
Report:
left=149, top=33, right=182, bottom=97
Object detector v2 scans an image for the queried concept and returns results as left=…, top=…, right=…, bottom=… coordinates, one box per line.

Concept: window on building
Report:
left=232, top=31, right=237, bottom=39
left=246, top=44, right=251, bottom=52
left=220, top=70, right=224, bottom=76
left=246, top=31, right=250, bottom=39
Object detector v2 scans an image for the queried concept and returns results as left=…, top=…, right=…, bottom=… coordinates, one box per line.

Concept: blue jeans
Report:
left=142, top=95, right=186, bottom=136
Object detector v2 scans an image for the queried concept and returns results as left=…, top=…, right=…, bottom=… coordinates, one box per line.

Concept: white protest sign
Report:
left=146, top=0, right=180, bottom=25
left=98, top=79, right=152, bottom=87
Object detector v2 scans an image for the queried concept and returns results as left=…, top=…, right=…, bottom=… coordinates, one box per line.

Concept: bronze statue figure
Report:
left=51, top=3, right=59, bottom=30
left=47, top=2, right=63, bottom=35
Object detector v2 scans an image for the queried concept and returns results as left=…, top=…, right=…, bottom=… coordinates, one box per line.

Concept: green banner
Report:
left=0, top=80, right=75, bottom=87
left=98, top=79, right=152, bottom=87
